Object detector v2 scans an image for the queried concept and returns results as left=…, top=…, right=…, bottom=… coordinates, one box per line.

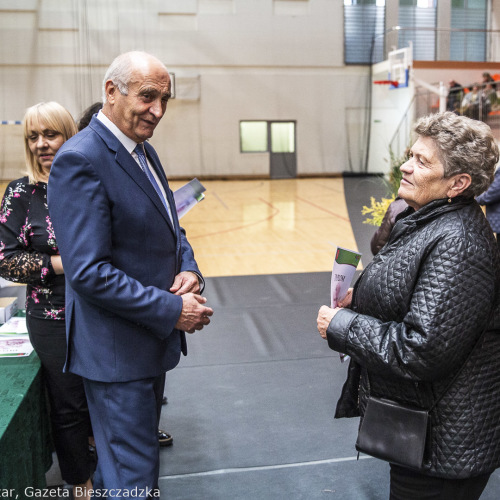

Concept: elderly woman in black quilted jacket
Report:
left=317, top=111, right=500, bottom=500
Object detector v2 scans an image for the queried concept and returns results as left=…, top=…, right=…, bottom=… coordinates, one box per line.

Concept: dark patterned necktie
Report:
left=134, top=144, right=173, bottom=223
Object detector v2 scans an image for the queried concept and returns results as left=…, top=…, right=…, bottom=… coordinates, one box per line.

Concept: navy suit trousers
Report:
left=83, top=376, right=162, bottom=496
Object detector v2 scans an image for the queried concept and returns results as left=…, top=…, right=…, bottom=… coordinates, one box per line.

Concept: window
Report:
left=344, top=0, right=385, bottom=64
left=240, top=121, right=268, bottom=152
left=398, top=0, right=436, bottom=61
left=451, top=0, right=487, bottom=61
left=270, top=122, right=295, bottom=153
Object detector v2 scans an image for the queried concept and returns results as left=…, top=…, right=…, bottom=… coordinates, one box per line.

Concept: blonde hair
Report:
left=23, top=102, right=77, bottom=183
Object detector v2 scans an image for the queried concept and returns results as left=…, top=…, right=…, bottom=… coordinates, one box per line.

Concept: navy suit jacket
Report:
left=47, top=116, right=201, bottom=382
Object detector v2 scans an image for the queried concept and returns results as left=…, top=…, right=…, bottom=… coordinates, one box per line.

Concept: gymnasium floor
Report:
left=45, top=176, right=500, bottom=498
left=168, top=176, right=376, bottom=277
left=158, top=176, right=500, bottom=499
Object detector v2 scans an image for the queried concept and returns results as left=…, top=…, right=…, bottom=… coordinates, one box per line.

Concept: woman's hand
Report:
left=317, top=305, right=340, bottom=339
left=317, top=288, right=353, bottom=339
left=51, top=255, right=64, bottom=275
left=338, top=288, right=353, bottom=308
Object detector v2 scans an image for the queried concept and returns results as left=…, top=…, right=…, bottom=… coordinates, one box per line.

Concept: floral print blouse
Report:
left=0, top=177, right=65, bottom=320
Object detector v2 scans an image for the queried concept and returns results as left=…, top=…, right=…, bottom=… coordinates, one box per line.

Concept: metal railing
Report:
left=373, top=27, right=500, bottom=64
left=362, top=28, right=500, bottom=173
left=389, top=81, right=500, bottom=161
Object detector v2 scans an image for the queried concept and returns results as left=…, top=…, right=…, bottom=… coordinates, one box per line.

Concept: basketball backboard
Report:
left=388, top=45, right=412, bottom=89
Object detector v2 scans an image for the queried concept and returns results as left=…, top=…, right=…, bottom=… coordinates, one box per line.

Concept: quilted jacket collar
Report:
left=389, top=197, right=475, bottom=247
left=398, top=196, right=474, bottom=226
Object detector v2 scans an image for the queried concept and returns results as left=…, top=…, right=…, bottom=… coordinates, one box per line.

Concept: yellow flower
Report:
left=361, top=195, right=396, bottom=226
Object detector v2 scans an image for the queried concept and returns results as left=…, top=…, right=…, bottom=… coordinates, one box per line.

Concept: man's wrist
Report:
left=191, top=271, right=205, bottom=293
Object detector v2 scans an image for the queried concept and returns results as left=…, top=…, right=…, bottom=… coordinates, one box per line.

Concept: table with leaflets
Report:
left=0, top=312, right=52, bottom=495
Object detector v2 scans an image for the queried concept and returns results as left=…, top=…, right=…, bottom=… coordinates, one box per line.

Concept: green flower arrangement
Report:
left=362, top=146, right=409, bottom=226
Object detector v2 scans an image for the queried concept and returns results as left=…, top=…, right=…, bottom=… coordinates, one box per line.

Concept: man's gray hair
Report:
left=101, top=51, right=168, bottom=103
left=414, top=111, right=499, bottom=197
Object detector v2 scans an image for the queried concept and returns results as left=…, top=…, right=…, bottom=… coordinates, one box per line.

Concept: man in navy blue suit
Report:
left=48, top=51, right=213, bottom=496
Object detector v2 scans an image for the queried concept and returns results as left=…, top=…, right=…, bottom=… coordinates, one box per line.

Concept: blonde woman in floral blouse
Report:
left=0, top=102, right=93, bottom=498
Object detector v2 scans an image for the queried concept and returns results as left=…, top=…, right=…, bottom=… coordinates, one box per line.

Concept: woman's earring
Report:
left=448, top=198, right=452, bottom=203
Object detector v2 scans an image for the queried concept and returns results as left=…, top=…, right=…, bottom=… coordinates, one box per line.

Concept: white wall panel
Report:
left=39, top=8, right=78, bottom=30
left=234, top=0, right=271, bottom=15
left=159, top=0, right=198, bottom=15
left=35, top=31, right=80, bottom=64
left=198, top=0, right=235, bottom=15
left=0, top=10, right=35, bottom=28
left=84, top=3, right=120, bottom=31
left=158, top=13, right=197, bottom=31
left=273, top=0, right=309, bottom=17
left=0, top=0, right=367, bottom=179
left=147, top=68, right=369, bottom=177
left=0, top=0, right=36, bottom=9
left=0, top=14, right=36, bottom=65
left=150, top=99, right=203, bottom=178
left=0, top=125, right=24, bottom=181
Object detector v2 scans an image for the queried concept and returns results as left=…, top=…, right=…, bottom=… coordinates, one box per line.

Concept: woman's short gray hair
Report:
left=414, top=111, right=499, bottom=197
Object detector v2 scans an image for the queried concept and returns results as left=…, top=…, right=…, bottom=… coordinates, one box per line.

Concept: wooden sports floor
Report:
left=0, top=176, right=369, bottom=276
left=169, top=178, right=362, bottom=277
left=0, top=176, right=371, bottom=277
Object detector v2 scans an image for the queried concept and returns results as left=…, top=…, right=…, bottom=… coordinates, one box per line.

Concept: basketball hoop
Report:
left=373, top=80, right=399, bottom=87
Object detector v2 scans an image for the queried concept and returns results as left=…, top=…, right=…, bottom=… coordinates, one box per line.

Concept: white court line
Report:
left=161, top=455, right=372, bottom=480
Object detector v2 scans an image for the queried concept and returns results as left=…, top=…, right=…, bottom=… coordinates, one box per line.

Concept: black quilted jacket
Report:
left=327, top=196, right=500, bottom=479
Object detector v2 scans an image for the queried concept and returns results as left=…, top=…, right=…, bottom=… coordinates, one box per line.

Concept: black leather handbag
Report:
left=355, top=326, right=490, bottom=470
left=355, top=396, right=429, bottom=469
